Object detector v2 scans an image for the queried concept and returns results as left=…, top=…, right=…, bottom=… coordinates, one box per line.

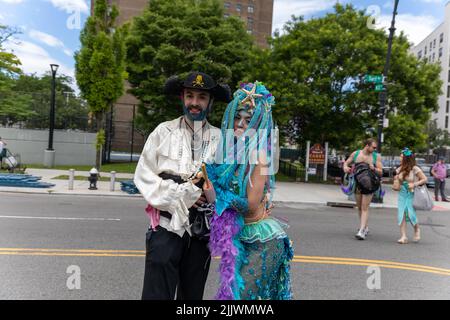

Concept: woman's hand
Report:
left=408, top=182, right=415, bottom=191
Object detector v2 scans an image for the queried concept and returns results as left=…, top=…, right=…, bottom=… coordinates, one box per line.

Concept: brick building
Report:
left=90, top=0, right=274, bottom=154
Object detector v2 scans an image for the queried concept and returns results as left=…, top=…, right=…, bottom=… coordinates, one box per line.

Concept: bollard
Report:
left=69, top=169, right=75, bottom=190
left=110, top=171, right=116, bottom=191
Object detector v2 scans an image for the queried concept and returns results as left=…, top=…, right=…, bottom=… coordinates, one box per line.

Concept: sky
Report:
left=0, top=0, right=447, bottom=86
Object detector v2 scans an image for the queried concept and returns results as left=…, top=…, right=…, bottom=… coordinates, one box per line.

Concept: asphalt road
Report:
left=0, top=193, right=449, bottom=300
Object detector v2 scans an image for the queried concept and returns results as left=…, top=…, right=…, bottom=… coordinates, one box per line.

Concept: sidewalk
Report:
left=2, top=168, right=450, bottom=210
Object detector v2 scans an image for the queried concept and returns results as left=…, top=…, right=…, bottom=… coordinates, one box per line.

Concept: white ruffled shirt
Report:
left=134, top=116, right=221, bottom=237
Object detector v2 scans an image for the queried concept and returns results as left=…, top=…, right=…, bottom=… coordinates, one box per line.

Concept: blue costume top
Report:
left=207, top=82, right=293, bottom=300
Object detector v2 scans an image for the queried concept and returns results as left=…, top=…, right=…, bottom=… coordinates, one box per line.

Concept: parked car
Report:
left=419, top=164, right=435, bottom=188
left=381, top=157, right=401, bottom=177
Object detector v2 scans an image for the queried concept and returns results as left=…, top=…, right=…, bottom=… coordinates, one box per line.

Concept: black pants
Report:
left=434, top=178, right=447, bottom=200
left=141, top=225, right=211, bottom=300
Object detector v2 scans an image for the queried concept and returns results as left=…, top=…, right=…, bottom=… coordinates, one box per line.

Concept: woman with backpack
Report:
left=343, top=139, right=383, bottom=240
left=392, top=148, right=427, bottom=244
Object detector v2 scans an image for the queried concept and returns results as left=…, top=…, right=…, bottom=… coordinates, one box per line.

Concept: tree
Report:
left=0, top=25, right=22, bottom=90
left=0, top=75, right=35, bottom=126
left=423, top=119, right=450, bottom=152
left=250, top=4, right=442, bottom=153
left=0, top=73, right=89, bottom=129
left=125, top=0, right=255, bottom=135
left=75, top=0, right=127, bottom=169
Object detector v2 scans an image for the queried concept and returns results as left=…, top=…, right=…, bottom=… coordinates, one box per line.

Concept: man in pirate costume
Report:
left=134, top=72, right=231, bottom=300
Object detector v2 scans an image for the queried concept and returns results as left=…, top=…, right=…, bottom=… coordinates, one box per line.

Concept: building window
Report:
left=440, top=47, right=443, bottom=58
left=447, top=85, right=450, bottom=98
left=248, top=5, right=254, bottom=13
left=441, top=33, right=444, bottom=44
left=447, top=101, right=449, bottom=113
left=224, top=2, right=230, bottom=9
left=430, top=42, right=433, bottom=50
left=446, top=116, right=449, bottom=129
left=418, top=50, right=422, bottom=59
left=236, top=3, right=241, bottom=12
left=432, top=53, right=435, bottom=62
left=434, top=39, right=436, bottom=48
left=425, top=46, right=427, bottom=54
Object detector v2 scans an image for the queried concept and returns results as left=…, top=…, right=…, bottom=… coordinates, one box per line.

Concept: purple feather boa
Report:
left=208, top=208, right=242, bottom=300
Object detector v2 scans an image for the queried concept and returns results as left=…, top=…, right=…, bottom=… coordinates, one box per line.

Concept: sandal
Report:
left=413, top=228, right=421, bottom=242
left=397, top=237, right=408, bottom=244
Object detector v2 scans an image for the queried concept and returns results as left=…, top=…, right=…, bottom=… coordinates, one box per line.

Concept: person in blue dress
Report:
left=394, top=148, right=427, bottom=244
left=206, top=82, right=293, bottom=300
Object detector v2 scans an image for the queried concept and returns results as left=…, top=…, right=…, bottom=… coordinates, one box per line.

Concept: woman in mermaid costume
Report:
left=206, top=82, right=293, bottom=300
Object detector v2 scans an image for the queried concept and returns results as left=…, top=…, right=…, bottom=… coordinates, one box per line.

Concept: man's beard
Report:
left=183, top=104, right=208, bottom=121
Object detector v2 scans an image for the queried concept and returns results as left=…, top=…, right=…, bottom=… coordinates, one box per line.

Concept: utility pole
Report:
left=377, top=0, right=399, bottom=153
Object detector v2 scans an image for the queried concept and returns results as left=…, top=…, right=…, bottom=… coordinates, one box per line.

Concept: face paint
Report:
left=183, top=104, right=208, bottom=121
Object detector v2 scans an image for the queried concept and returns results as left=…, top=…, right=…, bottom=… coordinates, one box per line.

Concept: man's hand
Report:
left=193, top=193, right=207, bottom=209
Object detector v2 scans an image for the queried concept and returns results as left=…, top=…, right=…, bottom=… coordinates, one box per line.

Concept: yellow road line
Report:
left=0, top=248, right=449, bottom=276
left=0, top=252, right=144, bottom=257
left=294, top=256, right=450, bottom=273
left=0, top=248, right=144, bottom=253
left=292, top=259, right=450, bottom=277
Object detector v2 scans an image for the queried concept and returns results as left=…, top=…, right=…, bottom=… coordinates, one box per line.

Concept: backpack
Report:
left=353, top=150, right=381, bottom=195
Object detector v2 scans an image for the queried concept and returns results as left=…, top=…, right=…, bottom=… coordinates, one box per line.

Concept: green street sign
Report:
left=375, top=84, right=385, bottom=92
left=364, top=74, right=384, bottom=83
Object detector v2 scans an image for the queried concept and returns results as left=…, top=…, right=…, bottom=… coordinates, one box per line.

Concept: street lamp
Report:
left=377, top=0, right=399, bottom=153
left=43, top=64, right=59, bottom=168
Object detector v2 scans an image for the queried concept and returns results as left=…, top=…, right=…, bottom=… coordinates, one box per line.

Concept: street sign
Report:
left=309, top=143, right=325, bottom=164
left=364, top=74, right=384, bottom=83
left=307, top=168, right=317, bottom=175
left=375, top=84, right=385, bottom=92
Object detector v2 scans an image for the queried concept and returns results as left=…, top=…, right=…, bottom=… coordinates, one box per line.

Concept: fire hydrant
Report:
left=88, top=167, right=99, bottom=190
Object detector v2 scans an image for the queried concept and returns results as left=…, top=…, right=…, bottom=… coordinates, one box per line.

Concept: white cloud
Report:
left=0, top=0, right=24, bottom=4
left=4, top=40, right=74, bottom=79
left=376, top=13, right=441, bottom=46
left=29, top=29, right=73, bottom=57
left=46, top=0, right=89, bottom=14
left=273, top=0, right=342, bottom=33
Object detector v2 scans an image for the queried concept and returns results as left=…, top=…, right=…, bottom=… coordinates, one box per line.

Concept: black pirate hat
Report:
left=164, top=71, right=232, bottom=103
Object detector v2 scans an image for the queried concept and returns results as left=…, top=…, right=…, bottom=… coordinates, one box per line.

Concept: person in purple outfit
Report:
left=431, top=157, right=448, bottom=202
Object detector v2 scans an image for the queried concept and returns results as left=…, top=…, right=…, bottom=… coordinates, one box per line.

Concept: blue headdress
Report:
left=402, top=147, right=413, bottom=157
left=211, top=81, right=277, bottom=212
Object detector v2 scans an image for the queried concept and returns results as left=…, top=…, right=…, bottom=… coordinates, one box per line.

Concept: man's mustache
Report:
left=186, top=105, right=203, bottom=111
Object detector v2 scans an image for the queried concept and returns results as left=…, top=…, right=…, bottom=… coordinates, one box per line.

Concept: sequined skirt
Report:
left=238, top=218, right=294, bottom=300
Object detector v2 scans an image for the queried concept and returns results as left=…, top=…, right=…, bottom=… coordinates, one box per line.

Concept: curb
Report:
left=0, top=189, right=142, bottom=199
left=0, top=190, right=398, bottom=208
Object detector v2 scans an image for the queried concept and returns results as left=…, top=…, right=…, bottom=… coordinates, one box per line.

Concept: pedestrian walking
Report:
left=0, top=137, right=6, bottom=169
left=134, top=72, right=231, bottom=300
left=393, top=148, right=427, bottom=244
left=343, top=138, right=383, bottom=240
left=431, top=156, right=448, bottom=202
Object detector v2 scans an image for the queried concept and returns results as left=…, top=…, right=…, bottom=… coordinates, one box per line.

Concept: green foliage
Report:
left=75, top=0, right=126, bottom=116
left=0, top=25, right=22, bottom=81
left=125, top=0, right=255, bottom=134
left=424, top=119, right=450, bottom=152
left=96, top=129, right=105, bottom=151
left=249, top=4, right=442, bottom=152
left=75, top=0, right=127, bottom=167
left=0, top=73, right=88, bottom=129
left=0, top=74, right=35, bottom=125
